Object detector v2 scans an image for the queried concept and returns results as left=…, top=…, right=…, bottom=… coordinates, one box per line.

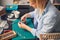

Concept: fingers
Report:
left=19, top=22, right=21, bottom=24
left=18, top=22, right=21, bottom=27
left=21, top=16, right=26, bottom=22
left=22, top=17, right=26, bottom=21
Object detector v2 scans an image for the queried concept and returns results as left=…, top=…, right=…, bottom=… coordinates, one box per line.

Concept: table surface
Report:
left=12, top=18, right=36, bottom=40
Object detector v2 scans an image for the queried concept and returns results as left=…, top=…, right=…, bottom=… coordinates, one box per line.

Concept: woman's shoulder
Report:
left=47, top=4, right=60, bottom=15
left=48, top=4, right=59, bottom=13
left=44, top=5, right=60, bottom=19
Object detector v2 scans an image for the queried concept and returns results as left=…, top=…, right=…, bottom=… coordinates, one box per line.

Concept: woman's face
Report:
left=29, top=1, right=37, bottom=8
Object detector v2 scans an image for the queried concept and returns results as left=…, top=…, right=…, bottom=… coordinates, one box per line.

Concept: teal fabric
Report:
left=12, top=18, right=35, bottom=40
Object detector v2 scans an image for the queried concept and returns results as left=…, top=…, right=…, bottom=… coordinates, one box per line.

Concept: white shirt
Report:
left=29, top=1, right=60, bottom=38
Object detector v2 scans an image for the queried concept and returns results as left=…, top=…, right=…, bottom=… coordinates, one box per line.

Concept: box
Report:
left=6, top=5, right=18, bottom=10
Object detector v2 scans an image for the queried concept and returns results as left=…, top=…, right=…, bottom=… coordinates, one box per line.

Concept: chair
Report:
left=40, top=33, right=60, bottom=40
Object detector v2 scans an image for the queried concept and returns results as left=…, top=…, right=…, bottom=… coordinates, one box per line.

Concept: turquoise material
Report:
left=12, top=18, right=35, bottom=40
left=6, top=5, right=18, bottom=10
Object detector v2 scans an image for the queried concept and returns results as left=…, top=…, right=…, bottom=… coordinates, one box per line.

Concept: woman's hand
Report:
left=18, top=22, right=32, bottom=32
left=21, top=14, right=31, bottom=22
left=21, top=15, right=26, bottom=22
left=18, top=22, right=27, bottom=29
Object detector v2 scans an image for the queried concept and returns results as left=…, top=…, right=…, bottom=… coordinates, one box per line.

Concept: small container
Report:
left=12, top=10, right=20, bottom=18
left=8, top=14, right=14, bottom=18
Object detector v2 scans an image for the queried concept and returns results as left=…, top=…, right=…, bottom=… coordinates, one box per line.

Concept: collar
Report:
left=43, top=0, right=52, bottom=14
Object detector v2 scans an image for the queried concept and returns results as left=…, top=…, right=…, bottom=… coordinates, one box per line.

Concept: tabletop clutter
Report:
left=7, top=10, right=20, bottom=19
left=0, top=6, right=17, bottom=40
left=0, top=6, right=6, bottom=16
left=0, top=20, right=9, bottom=34
left=0, top=20, right=16, bottom=40
left=0, top=6, right=7, bottom=34
left=7, top=10, right=20, bottom=21
left=0, top=31, right=16, bottom=40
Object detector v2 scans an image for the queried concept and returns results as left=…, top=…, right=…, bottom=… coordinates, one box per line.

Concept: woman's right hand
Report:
left=21, top=15, right=26, bottom=22
left=21, top=14, right=31, bottom=22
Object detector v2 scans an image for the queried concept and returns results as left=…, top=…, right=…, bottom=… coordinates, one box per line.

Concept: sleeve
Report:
left=30, top=28, right=36, bottom=36
left=29, top=10, right=36, bottom=18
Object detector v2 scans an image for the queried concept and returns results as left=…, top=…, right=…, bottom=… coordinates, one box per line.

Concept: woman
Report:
left=18, top=0, right=60, bottom=39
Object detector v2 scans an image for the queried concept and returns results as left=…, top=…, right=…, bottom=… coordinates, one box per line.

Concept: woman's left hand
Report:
left=18, top=22, right=32, bottom=32
left=18, top=22, right=28, bottom=29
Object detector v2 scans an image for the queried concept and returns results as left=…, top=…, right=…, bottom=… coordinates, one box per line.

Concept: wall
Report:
left=1, top=0, right=13, bottom=5
left=50, top=0, right=53, bottom=3
left=17, top=0, right=29, bottom=5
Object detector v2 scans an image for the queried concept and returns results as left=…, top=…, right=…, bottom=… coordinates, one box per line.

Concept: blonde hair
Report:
left=30, top=0, right=48, bottom=13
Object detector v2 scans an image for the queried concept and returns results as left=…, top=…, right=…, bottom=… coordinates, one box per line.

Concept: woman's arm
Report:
left=21, top=10, right=35, bottom=22
left=18, top=22, right=32, bottom=32
left=18, top=22, right=36, bottom=36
